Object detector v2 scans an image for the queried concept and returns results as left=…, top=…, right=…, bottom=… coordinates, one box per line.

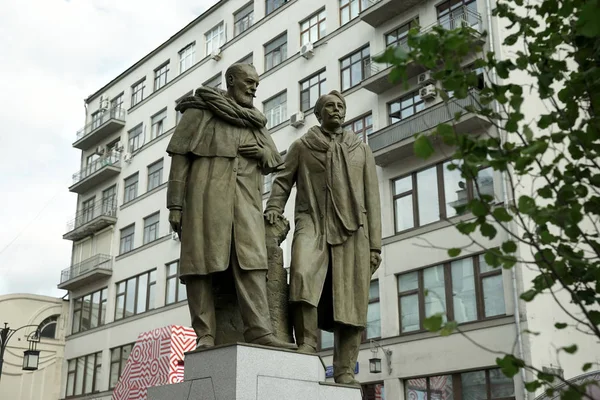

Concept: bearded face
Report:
left=228, top=66, right=259, bottom=108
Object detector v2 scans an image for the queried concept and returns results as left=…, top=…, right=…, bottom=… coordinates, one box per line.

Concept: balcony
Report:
left=361, top=0, right=424, bottom=27
left=63, top=201, right=117, bottom=241
left=69, top=150, right=121, bottom=194
left=368, top=91, right=492, bottom=166
left=58, top=254, right=112, bottom=291
left=362, top=9, right=484, bottom=94
left=73, top=107, right=126, bottom=150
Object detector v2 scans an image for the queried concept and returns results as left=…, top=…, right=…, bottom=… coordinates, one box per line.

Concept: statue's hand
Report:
left=370, top=251, right=382, bottom=276
left=239, top=143, right=265, bottom=160
left=264, top=210, right=282, bottom=225
left=169, top=210, right=182, bottom=238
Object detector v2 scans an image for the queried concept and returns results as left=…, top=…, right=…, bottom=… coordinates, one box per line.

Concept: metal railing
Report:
left=369, top=90, right=482, bottom=152
left=66, top=200, right=117, bottom=232
left=72, top=150, right=120, bottom=185
left=370, top=8, right=483, bottom=75
left=60, top=254, right=112, bottom=284
left=76, top=107, right=126, bottom=141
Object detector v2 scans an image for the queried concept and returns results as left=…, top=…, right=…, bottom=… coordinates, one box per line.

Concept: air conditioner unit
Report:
left=95, top=145, right=106, bottom=156
left=418, top=71, right=434, bottom=86
left=290, top=111, right=305, bottom=128
left=124, top=153, right=133, bottom=163
left=171, top=231, right=180, bottom=241
left=99, top=96, right=109, bottom=110
left=420, top=84, right=436, bottom=100
left=300, top=42, right=314, bottom=59
left=114, top=141, right=124, bottom=152
left=211, top=48, right=222, bottom=61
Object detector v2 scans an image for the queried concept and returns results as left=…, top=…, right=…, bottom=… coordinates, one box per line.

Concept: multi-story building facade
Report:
left=58, top=0, right=598, bottom=399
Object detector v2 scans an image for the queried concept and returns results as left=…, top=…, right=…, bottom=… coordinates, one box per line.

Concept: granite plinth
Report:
left=148, top=343, right=362, bottom=400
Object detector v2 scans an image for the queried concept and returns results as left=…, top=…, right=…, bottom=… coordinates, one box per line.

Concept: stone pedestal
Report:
left=148, top=343, right=362, bottom=400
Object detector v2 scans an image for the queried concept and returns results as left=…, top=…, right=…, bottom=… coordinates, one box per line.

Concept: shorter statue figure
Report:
left=265, top=91, right=382, bottom=384
left=166, top=63, right=296, bottom=351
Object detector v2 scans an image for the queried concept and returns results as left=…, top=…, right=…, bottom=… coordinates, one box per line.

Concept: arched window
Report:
left=38, top=315, right=59, bottom=339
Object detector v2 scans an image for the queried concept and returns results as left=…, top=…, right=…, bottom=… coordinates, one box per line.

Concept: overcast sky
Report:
left=0, top=0, right=217, bottom=298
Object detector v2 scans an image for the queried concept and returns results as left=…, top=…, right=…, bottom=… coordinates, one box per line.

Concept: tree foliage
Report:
left=376, top=0, right=600, bottom=398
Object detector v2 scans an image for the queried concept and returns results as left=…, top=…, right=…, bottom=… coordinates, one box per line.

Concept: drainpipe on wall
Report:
left=482, top=0, right=529, bottom=398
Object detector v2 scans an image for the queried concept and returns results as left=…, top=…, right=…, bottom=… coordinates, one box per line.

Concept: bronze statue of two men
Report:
left=166, top=63, right=381, bottom=385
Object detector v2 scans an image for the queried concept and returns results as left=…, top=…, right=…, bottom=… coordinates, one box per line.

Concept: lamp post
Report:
left=368, top=339, right=393, bottom=375
left=0, top=323, right=41, bottom=382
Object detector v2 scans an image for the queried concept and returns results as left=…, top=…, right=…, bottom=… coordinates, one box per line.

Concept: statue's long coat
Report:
left=266, top=127, right=382, bottom=329
left=166, top=106, right=277, bottom=278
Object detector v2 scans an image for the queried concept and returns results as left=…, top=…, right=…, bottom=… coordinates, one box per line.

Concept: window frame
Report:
left=363, top=280, right=381, bottom=342
left=109, top=343, right=134, bottom=389
left=114, top=269, right=157, bottom=320
left=340, top=45, right=371, bottom=91
left=143, top=212, right=160, bottom=244
left=147, top=159, right=164, bottom=192
left=150, top=108, right=167, bottom=140
left=264, top=32, right=288, bottom=72
left=300, top=69, right=327, bottom=112
left=65, top=352, right=102, bottom=398
left=300, top=8, right=326, bottom=45
left=175, top=90, right=194, bottom=125
left=397, top=253, right=506, bottom=334
left=119, top=224, right=135, bottom=255
left=343, top=112, right=373, bottom=143
left=154, top=61, right=169, bottom=91
left=339, top=0, right=369, bottom=25
left=130, top=78, right=146, bottom=107
left=179, top=42, right=196, bottom=74
left=110, top=93, right=124, bottom=110
left=234, top=2, right=254, bottom=37
left=127, top=123, right=143, bottom=152
left=123, top=173, right=139, bottom=204
left=71, top=288, right=108, bottom=334
left=266, top=0, right=287, bottom=15
left=165, top=260, right=187, bottom=305
left=385, top=18, right=420, bottom=49
left=205, top=23, right=225, bottom=56
left=263, top=91, right=287, bottom=129
left=387, top=90, right=425, bottom=124
left=203, top=73, right=222, bottom=89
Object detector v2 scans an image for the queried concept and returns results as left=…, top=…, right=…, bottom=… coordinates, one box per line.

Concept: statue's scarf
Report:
left=175, top=86, right=284, bottom=173
left=301, top=126, right=363, bottom=245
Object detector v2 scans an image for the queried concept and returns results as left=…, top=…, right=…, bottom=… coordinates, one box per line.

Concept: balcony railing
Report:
left=369, top=90, right=487, bottom=156
left=66, top=200, right=117, bottom=233
left=60, top=254, right=112, bottom=284
left=76, top=107, right=126, bottom=142
left=72, top=150, right=120, bottom=186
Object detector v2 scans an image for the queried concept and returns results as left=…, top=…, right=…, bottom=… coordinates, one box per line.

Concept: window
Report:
left=397, top=254, right=505, bottom=333
left=110, top=93, right=124, bottom=110
left=264, top=33, right=287, bottom=71
left=266, top=0, right=287, bottom=15
left=263, top=173, right=273, bottom=195
left=344, top=114, right=373, bottom=142
left=147, top=159, right=164, bottom=191
left=81, top=197, right=95, bottom=224
left=131, top=79, right=145, bottom=107
left=437, top=0, right=479, bottom=30
left=362, top=382, right=384, bottom=400
left=154, top=62, right=169, bottom=91
left=300, top=9, right=326, bottom=46
left=91, top=111, right=101, bottom=130
left=119, top=224, right=135, bottom=254
left=166, top=260, right=187, bottom=305
left=150, top=109, right=167, bottom=140
left=237, top=53, right=253, bottom=65
left=300, top=70, right=326, bottom=112
left=205, top=23, right=225, bottom=56
left=392, top=160, right=496, bottom=233
left=128, top=124, right=143, bottom=152
left=114, top=270, right=157, bottom=320
left=38, top=315, right=59, bottom=339
left=109, top=343, right=134, bottom=388
left=71, top=288, right=107, bottom=334
left=176, top=91, right=193, bottom=125
left=388, top=91, right=425, bottom=124
left=204, top=73, right=222, bottom=89
left=65, top=352, right=102, bottom=397
left=339, top=0, right=369, bottom=25
left=320, top=330, right=334, bottom=350
left=364, top=281, right=381, bottom=340
left=386, top=19, right=419, bottom=49
left=179, top=43, right=195, bottom=74
left=341, top=46, right=371, bottom=91
left=143, top=212, right=160, bottom=244
left=234, top=2, right=254, bottom=37
left=123, top=173, right=139, bottom=203
left=264, top=91, right=287, bottom=129
left=405, top=368, right=515, bottom=400
left=102, top=185, right=116, bottom=215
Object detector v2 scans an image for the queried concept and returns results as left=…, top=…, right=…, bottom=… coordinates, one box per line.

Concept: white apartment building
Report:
left=58, top=0, right=598, bottom=399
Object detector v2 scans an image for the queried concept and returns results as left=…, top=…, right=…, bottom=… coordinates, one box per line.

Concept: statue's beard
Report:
left=232, top=90, right=254, bottom=108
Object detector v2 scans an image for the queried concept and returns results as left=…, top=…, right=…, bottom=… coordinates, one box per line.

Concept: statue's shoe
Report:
left=195, top=336, right=215, bottom=350
left=297, top=344, right=317, bottom=354
left=335, top=374, right=360, bottom=386
left=251, top=334, right=298, bottom=350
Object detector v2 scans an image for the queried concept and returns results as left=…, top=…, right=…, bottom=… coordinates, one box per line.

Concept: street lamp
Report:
left=369, top=340, right=392, bottom=375
left=0, top=323, right=42, bottom=381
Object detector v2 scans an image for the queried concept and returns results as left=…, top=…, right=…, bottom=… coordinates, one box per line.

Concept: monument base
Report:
left=148, top=343, right=361, bottom=400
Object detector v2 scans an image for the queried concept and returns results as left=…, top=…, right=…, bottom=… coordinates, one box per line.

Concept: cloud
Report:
left=0, top=0, right=218, bottom=297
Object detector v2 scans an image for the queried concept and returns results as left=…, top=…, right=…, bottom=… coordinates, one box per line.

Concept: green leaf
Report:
left=518, top=196, right=536, bottom=214
left=583, top=363, right=593, bottom=372
left=448, top=248, right=462, bottom=257
left=554, top=322, right=568, bottom=329
left=423, top=314, right=443, bottom=332
left=470, top=199, right=488, bottom=217
left=496, top=355, right=524, bottom=378
left=480, top=222, right=497, bottom=239
left=562, top=345, right=578, bottom=354
left=440, top=321, right=458, bottom=336
left=502, top=241, right=517, bottom=253
left=520, top=289, right=537, bottom=302
left=524, top=381, right=542, bottom=392
left=414, top=135, right=435, bottom=159
left=492, top=207, right=513, bottom=222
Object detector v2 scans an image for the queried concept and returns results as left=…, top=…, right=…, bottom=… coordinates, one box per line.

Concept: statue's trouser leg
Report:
left=333, top=325, right=362, bottom=382
left=186, top=275, right=216, bottom=345
left=293, top=303, right=319, bottom=348
left=231, top=248, right=273, bottom=342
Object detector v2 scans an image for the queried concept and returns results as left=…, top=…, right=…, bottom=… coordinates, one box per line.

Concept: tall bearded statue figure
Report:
left=265, top=91, right=382, bottom=385
left=166, top=63, right=296, bottom=351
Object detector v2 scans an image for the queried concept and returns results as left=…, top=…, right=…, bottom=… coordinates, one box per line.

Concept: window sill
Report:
left=383, top=212, right=477, bottom=246
left=120, top=182, right=167, bottom=211
left=115, top=234, right=172, bottom=261
left=268, top=120, right=290, bottom=133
